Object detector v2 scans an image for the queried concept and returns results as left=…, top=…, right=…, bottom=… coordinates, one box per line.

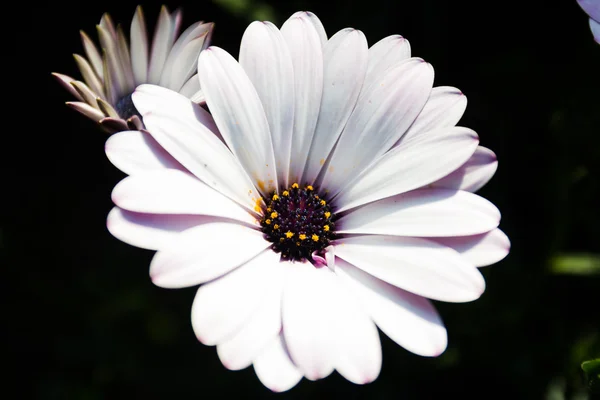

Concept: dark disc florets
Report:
left=260, top=183, right=336, bottom=262
left=115, top=93, right=142, bottom=120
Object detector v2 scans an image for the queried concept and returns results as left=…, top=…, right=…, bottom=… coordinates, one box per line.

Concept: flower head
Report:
left=105, top=11, right=510, bottom=392
left=577, top=0, right=600, bottom=43
left=53, top=5, right=213, bottom=133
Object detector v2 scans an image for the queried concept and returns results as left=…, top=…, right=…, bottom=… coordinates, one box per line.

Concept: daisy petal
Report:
left=431, top=228, right=510, bottom=267
left=198, top=47, right=278, bottom=194
left=148, top=6, right=174, bottom=84
left=591, top=18, right=600, bottom=43
left=365, top=35, right=411, bottom=88
left=398, top=86, right=467, bottom=144
left=79, top=31, right=104, bottom=80
left=338, top=189, right=500, bottom=237
left=289, top=11, right=327, bottom=46
left=52, top=73, right=84, bottom=101
left=179, top=74, right=201, bottom=99
left=327, top=269, right=382, bottom=384
left=280, top=12, right=324, bottom=184
left=282, top=263, right=335, bottom=380
left=105, top=130, right=185, bottom=175
left=320, top=58, right=434, bottom=196
left=578, top=0, right=600, bottom=21
left=303, top=28, right=369, bottom=184
left=130, top=5, right=149, bottom=85
left=73, top=54, right=105, bottom=100
left=99, top=117, right=129, bottom=133
left=240, top=21, right=294, bottom=188
left=217, top=268, right=284, bottom=370
left=253, top=333, right=302, bottom=393
left=336, top=258, right=447, bottom=356
left=335, top=235, right=485, bottom=303
left=191, top=250, right=281, bottom=345
left=431, top=146, right=498, bottom=192
left=66, top=101, right=105, bottom=121
left=111, top=169, right=257, bottom=225
left=107, top=207, right=221, bottom=250
left=132, top=86, right=259, bottom=212
left=150, top=222, right=269, bottom=288
left=335, top=127, right=479, bottom=212
left=97, top=25, right=127, bottom=99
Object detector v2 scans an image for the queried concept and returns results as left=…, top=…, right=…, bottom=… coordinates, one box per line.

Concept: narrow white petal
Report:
left=289, top=11, right=327, bottom=46
left=217, top=267, right=284, bottom=370
left=116, top=26, right=136, bottom=94
left=335, top=127, right=479, bottom=212
left=107, top=207, right=221, bottom=250
left=303, top=28, right=368, bottom=184
left=327, top=270, right=382, bottom=384
left=397, top=86, right=467, bottom=145
left=73, top=54, right=106, bottom=100
left=66, top=101, right=105, bottom=121
left=191, top=250, right=282, bottom=345
left=338, top=189, right=500, bottom=237
left=198, top=47, right=278, bottom=195
left=253, top=333, right=302, bottom=393
left=111, top=169, right=258, bottom=226
left=591, top=18, right=600, bottom=43
left=365, top=35, right=411, bottom=88
left=149, top=222, right=269, bottom=288
left=132, top=86, right=260, bottom=212
left=80, top=31, right=104, bottom=80
left=336, top=258, right=448, bottom=356
left=280, top=13, right=324, bottom=184
left=148, top=6, right=174, bottom=84
left=97, top=25, right=128, bottom=99
left=105, top=130, right=185, bottom=175
left=178, top=74, right=201, bottom=99
left=70, top=81, right=101, bottom=107
left=130, top=6, right=149, bottom=85
left=320, top=58, right=434, bottom=196
left=335, top=235, right=485, bottom=303
left=240, top=21, right=294, bottom=188
left=431, top=146, right=498, bottom=192
left=282, top=263, right=335, bottom=380
left=52, top=73, right=84, bottom=101
left=431, top=228, right=510, bottom=267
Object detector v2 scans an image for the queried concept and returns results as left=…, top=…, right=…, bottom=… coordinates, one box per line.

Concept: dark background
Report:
left=7, top=0, right=599, bottom=398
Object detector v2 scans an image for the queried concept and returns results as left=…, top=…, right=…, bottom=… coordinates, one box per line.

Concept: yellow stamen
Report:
left=265, top=219, right=271, bottom=225
left=282, top=190, right=289, bottom=196
left=323, top=225, right=330, bottom=232
left=299, top=234, right=307, bottom=240
left=311, top=234, right=319, bottom=242
left=272, top=194, right=279, bottom=201
left=280, top=238, right=285, bottom=242
left=291, top=183, right=299, bottom=189
left=270, top=211, right=278, bottom=219
left=320, top=200, right=326, bottom=206
left=285, top=231, right=294, bottom=239
left=324, top=211, right=331, bottom=218
left=266, top=207, right=272, bottom=212
left=296, top=241, right=300, bottom=246
left=306, top=185, right=314, bottom=191
left=273, top=224, right=280, bottom=230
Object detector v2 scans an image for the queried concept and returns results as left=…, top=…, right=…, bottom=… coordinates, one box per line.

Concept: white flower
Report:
left=53, top=5, right=213, bottom=133
left=577, top=0, right=600, bottom=43
left=105, top=11, right=510, bottom=392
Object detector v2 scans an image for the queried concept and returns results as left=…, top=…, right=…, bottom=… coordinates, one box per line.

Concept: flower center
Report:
left=115, top=93, right=142, bottom=120
left=260, top=183, right=336, bottom=262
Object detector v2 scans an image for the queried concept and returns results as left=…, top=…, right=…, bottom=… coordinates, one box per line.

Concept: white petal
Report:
left=198, top=47, right=278, bottom=194
left=320, top=58, right=434, bottom=196
left=430, top=146, right=498, bottom=192
left=73, top=54, right=106, bottom=100
left=80, top=31, right=104, bottom=80
left=130, top=6, right=149, bottom=85
left=111, top=169, right=258, bottom=226
left=289, top=11, right=327, bottom=46
left=280, top=12, right=324, bottom=184
left=191, top=250, right=282, bottom=345
left=97, top=25, right=128, bottom=99
left=148, top=6, right=174, bottom=84
left=591, top=18, right=600, bottom=43
left=338, top=189, right=500, bottom=237
left=335, top=235, right=485, bottom=303
left=398, top=86, right=467, bottom=145
left=365, top=35, right=411, bottom=88
left=217, top=267, right=284, bottom=370
left=335, top=127, right=479, bottom=212
left=149, top=222, right=269, bottom=288
left=431, top=228, right=510, bottom=267
left=253, top=333, right=302, bottom=393
left=327, top=268, right=382, bottom=384
left=336, top=258, right=447, bottom=356
left=107, top=207, right=221, bottom=250
left=132, top=86, right=260, bottom=213
left=105, top=130, right=185, bottom=175
left=239, top=21, right=294, bottom=188
left=303, top=28, right=368, bottom=184
left=282, top=263, right=335, bottom=380
left=52, top=73, right=84, bottom=101
left=178, top=74, right=201, bottom=99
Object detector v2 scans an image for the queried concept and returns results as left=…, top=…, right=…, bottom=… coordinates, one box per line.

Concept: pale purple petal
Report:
left=578, top=0, right=600, bottom=22
left=431, top=228, right=510, bottom=267
left=253, top=333, right=302, bottom=392
left=130, top=5, right=149, bottom=85
left=430, top=146, right=498, bottom=192
left=364, top=35, right=411, bottom=89
left=148, top=6, right=174, bottom=84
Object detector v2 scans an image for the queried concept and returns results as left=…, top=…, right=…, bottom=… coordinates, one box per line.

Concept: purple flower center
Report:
left=115, top=93, right=142, bottom=120
left=260, top=183, right=336, bottom=262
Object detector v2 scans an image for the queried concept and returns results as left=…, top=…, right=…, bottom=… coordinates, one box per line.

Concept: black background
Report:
left=8, top=0, right=600, bottom=398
